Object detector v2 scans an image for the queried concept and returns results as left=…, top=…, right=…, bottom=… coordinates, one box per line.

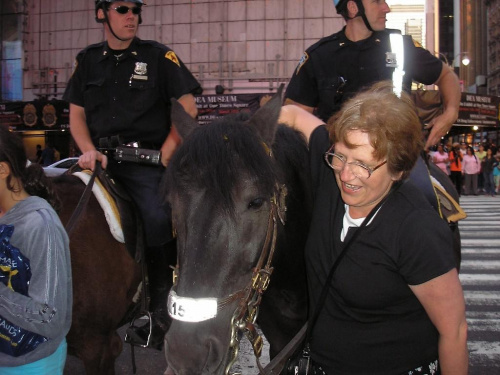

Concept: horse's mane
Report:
left=164, top=114, right=310, bottom=215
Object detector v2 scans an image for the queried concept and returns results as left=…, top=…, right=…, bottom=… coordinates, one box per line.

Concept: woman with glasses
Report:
left=279, top=81, right=468, bottom=375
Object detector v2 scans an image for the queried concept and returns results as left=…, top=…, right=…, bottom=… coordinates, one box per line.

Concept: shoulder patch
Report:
left=70, top=59, right=78, bottom=77
left=165, top=51, right=180, bottom=67
left=413, top=38, right=423, bottom=48
left=295, top=52, right=309, bottom=75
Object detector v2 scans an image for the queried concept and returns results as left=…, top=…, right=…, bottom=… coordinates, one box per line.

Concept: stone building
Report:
left=486, top=0, right=500, bottom=96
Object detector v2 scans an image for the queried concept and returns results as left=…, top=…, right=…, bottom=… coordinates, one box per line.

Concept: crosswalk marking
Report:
left=458, top=195, right=500, bottom=374
left=460, top=274, right=500, bottom=285
left=461, top=260, right=500, bottom=269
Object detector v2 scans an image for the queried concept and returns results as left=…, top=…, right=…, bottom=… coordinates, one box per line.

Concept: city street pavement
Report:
left=459, top=195, right=500, bottom=375
left=65, top=194, right=500, bottom=374
left=64, top=322, right=270, bottom=374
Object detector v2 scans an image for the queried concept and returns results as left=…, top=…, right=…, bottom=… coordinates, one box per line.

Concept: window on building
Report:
left=1, top=1, right=24, bottom=101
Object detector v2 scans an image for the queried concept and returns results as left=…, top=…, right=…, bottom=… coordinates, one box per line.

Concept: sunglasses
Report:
left=111, top=6, right=142, bottom=15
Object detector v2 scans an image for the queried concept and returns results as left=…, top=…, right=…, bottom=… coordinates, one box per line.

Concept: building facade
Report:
left=1, top=0, right=497, bottom=152
left=1, top=0, right=458, bottom=101
left=486, top=0, right=500, bottom=96
left=2, top=0, right=347, bottom=100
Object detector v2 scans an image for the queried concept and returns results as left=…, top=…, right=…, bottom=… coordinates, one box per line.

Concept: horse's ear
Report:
left=247, top=84, right=284, bottom=145
left=170, top=98, right=200, bottom=140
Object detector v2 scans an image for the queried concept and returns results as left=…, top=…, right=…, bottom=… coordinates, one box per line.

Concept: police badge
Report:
left=385, top=52, right=397, bottom=68
left=130, top=62, right=148, bottom=82
left=134, top=62, right=147, bottom=75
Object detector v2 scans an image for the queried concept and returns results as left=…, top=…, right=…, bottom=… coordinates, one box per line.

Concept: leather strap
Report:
left=305, top=181, right=401, bottom=342
left=260, top=323, right=308, bottom=375
left=65, top=162, right=102, bottom=236
left=260, top=182, right=402, bottom=375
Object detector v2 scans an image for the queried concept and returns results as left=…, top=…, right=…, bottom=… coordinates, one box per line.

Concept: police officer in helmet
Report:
left=285, top=0, right=461, bottom=211
left=64, top=0, right=201, bottom=349
left=285, top=0, right=461, bottom=151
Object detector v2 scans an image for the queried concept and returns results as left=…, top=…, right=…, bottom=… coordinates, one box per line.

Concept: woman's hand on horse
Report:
left=279, top=104, right=323, bottom=143
left=78, top=150, right=108, bottom=171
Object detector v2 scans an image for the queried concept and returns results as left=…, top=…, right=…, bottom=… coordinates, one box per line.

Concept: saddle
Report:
left=431, top=177, right=467, bottom=223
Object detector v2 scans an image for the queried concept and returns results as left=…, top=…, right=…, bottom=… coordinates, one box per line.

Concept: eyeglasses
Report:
left=324, top=148, right=387, bottom=179
left=111, top=6, right=142, bottom=15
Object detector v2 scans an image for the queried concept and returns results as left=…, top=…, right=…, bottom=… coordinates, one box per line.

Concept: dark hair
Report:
left=0, top=127, right=60, bottom=211
left=327, top=81, right=423, bottom=180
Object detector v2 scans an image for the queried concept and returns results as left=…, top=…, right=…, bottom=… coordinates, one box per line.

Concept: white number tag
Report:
left=167, top=290, right=218, bottom=322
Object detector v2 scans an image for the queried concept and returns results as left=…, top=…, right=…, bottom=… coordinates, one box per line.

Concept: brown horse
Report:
left=53, top=174, right=142, bottom=374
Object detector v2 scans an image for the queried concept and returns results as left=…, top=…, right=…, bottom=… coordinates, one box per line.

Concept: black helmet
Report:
left=95, top=0, right=145, bottom=23
left=332, top=0, right=373, bottom=32
left=95, top=0, right=144, bottom=12
left=95, top=0, right=145, bottom=41
left=333, top=0, right=349, bottom=13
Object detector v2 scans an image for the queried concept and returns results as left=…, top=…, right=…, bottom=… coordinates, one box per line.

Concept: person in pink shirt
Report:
left=462, top=146, right=480, bottom=195
left=432, top=144, right=449, bottom=175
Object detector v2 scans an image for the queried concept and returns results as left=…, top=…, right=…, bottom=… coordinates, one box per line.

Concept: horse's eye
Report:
left=248, top=198, right=265, bottom=209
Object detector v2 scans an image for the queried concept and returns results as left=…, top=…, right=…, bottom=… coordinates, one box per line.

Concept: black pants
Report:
left=450, top=170, right=462, bottom=196
left=106, top=160, right=172, bottom=247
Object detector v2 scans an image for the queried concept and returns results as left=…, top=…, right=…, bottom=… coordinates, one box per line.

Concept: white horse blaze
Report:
left=167, top=291, right=218, bottom=322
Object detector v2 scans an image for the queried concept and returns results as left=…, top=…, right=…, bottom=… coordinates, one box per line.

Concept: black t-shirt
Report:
left=64, top=37, right=201, bottom=146
left=286, top=28, right=443, bottom=122
left=306, top=126, right=456, bottom=374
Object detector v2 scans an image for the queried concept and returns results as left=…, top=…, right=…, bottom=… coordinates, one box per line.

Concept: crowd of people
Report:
left=429, top=141, right=500, bottom=197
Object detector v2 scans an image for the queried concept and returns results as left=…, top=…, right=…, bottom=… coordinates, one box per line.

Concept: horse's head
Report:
left=164, top=92, right=286, bottom=374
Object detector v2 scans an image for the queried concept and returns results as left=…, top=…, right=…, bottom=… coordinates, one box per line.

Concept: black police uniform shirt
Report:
left=64, top=37, right=201, bottom=148
left=285, top=28, right=443, bottom=122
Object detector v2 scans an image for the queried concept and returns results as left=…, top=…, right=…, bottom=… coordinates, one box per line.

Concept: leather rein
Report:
left=64, top=162, right=101, bottom=236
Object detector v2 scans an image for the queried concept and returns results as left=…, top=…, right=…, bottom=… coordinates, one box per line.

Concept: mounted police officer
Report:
left=64, top=0, right=201, bottom=349
left=285, top=0, right=461, bottom=151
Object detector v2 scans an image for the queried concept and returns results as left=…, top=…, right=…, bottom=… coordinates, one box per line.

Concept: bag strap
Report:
left=304, top=181, right=402, bottom=343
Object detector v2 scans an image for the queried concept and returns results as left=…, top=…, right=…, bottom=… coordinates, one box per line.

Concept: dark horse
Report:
left=162, top=92, right=463, bottom=374
left=163, top=92, right=312, bottom=374
left=53, top=174, right=143, bottom=374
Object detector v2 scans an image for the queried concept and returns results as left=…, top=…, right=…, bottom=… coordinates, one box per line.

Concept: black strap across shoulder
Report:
left=305, top=181, right=402, bottom=342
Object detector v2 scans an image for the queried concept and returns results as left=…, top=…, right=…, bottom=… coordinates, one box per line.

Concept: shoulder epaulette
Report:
left=76, top=41, right=105, bottom=58
left=305, top=30, right=343, bottom=54
left=134, top=39, right=181, bottom=66
left=136, top=38, right=170, bottom=52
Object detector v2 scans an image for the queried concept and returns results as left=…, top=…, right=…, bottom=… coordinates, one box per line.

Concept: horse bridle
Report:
left=224, top=183, right=287, bottom=375
left=169, top=183, right=287, bottom=375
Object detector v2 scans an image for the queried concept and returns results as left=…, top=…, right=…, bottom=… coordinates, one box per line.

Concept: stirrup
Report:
left=125, top=311, right=153, bottom=348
